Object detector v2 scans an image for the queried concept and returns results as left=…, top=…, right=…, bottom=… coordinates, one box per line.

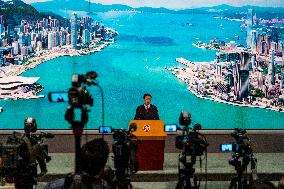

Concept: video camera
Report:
left=171, top=112, right=208, bottom=189
left=30, top=132, right=55, bottom=141
left=68, top=71, right=97, bottom=107
left=99, top=124, right=140, bottom=189
left=220, top=128, right=253, bottom=164
left=48, top=71, right=97, bottom=112
left=229, top=129, right=254, bottom=166
left=221, top=128, right=258, bottom=189
left=175, top=112, right=208, bottom=156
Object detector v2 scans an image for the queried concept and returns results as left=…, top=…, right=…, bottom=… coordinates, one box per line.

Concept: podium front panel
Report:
left=129, top=120, right=167, bottom=140
left=129, top=120, right=167, bottom=170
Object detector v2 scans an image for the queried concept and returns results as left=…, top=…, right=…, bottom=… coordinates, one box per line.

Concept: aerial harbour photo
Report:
left=0, top=0, right=283, bottom=129
left=0, top=0, right=284, bottom=189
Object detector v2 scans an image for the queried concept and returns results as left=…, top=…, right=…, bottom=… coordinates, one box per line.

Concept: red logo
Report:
left=143, top=125, right=150, bottom=132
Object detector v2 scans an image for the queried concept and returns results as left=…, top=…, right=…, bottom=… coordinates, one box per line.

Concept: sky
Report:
left=23, top=0, right=284, bottom=9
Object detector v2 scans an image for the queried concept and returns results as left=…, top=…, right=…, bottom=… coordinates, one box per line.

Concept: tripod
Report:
left=65, top=106, right=89, bottom=174
left=175, top=125, right=205, bottom=189
left=112, top=129, right=140, bottom=189
left=228, top=154, right=257, bottom=189
left=176, top=153, right=200, bottom=189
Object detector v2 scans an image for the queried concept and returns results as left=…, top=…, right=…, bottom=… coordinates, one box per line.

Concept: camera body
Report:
left=113, top=129, right=130, bottom=147
left=223, top=128, right=258, bottom=188
left=68, top=72, right=98, bottom=107
left=175, top=112, right=208, bottom=189
left=175, top=116, right=207, bottom=156
left=68, top=86, right=93, bottom=107
left=112, top=128, right=132, bottom=175
left=111, top=124, right=139, bottom=187
left=226, top=128, right=254, bottom=168
left=175, top=128, right=207, bottom=156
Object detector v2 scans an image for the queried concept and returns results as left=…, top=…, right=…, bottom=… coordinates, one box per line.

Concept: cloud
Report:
left=23, top=0, right=284, bottom=9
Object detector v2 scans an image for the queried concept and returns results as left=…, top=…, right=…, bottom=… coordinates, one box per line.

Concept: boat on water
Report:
left=0, top=107, right=3, bottom=113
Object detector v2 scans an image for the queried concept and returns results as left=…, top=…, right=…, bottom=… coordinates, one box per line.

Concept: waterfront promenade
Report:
left=0, top=36, right=116, bottom=99
left=0, top=42, right=111, bottom=78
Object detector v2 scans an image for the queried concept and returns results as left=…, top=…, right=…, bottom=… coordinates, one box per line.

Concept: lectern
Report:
left=129, top=120, right=167, bottom=170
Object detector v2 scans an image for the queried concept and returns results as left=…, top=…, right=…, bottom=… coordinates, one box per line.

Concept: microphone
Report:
left=129, top=123, right=137, bottom=132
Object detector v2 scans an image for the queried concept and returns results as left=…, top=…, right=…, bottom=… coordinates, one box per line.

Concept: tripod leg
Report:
left=176, top=180, right=185, bottom=189
left=193, top=176, right=201, bottom=189
left=186, top=179, right=191, bottom=189
left=229, top=177, right=238, bottom=189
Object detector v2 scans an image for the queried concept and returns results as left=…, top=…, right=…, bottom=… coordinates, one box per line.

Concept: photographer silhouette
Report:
left=44, top=138, right=111, bottom=189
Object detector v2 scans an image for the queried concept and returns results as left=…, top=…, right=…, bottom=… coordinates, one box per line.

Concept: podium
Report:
left=129, top=120, right=167, bottom=170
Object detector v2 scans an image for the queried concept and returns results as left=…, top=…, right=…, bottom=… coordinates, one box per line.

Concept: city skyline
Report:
left=23, top=0, right=284, bottom=9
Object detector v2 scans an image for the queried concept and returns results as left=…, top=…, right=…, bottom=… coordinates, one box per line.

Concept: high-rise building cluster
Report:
left=0, top=13, right=108, bottom=66
left=214, top=9, right=284, bottom=104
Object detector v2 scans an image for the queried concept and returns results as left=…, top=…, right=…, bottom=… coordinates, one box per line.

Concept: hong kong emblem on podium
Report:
left=143, top=125, right=150, bottom=132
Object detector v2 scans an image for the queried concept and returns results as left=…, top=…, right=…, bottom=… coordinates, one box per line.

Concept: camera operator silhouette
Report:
left=23, top=117, right=51, bottom=175
left=0, top=117, right=50, bottom=189
left=44, top=138, right=112, bottom=189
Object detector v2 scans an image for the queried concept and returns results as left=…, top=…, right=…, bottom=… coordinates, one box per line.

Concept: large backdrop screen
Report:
left=0, top=0, right=283, bottom=129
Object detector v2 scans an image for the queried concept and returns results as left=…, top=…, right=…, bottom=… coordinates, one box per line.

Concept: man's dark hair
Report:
left=143, top=93, right=152, bottom=99
left=81, top=138, right=109, bottom=176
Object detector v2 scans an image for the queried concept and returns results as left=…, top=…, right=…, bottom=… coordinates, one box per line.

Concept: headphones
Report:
left=24, top=117, right=37, bottom=133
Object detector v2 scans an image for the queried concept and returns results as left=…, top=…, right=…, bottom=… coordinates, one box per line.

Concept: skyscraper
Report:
left=270, top=42, right=277, bottom=51
left=12, top=41, right=19, bottom=55
left=251, top=54, right=256, bottom=70
left=281, top=68, right=284, bottom=90
left=18, top=34, right=23, bottom=49
left=239, top=70, right=250, bottom=99
left=251, top=30, right=257, bottom=53
left=238, top=52, right=250, bottom=99
left=268, top=49, right=276, bottom=85
left=55, top=31, right=60, bottom=47
left=246, top=9, right=253, bottom=48
left=36, top=41, right=42, bottom=51
left=48, top=32, right=55, bottom=49
left=66, top=34, right=71, bottom=45
left=70, top=12, right=78, bottom=49
left=281, top=42, right=284, bottom=65
left=240, top=52, right=250, bottom=70
left=261, top=41, right=266, bottom=55
left=232, top=61, right=239, bottom=97
left=0, top=15, right=4, bottom=35
left=21, top=46, right=28, bottom=57
left=82, top=29, right=90, bottom=45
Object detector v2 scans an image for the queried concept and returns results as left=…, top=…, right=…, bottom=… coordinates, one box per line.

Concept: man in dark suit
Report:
left=134, top=93, right=159, bottom=120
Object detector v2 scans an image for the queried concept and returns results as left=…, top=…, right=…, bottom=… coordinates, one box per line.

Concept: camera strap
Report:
left=22, top=136, right=36, bottom=165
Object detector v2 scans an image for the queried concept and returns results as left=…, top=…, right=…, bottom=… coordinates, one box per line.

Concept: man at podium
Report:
left=134, top=93, right=159, bottom=120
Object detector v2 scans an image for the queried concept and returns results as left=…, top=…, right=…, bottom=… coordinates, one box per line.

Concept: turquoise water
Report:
left=0, top=12, right=283, bottom=129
